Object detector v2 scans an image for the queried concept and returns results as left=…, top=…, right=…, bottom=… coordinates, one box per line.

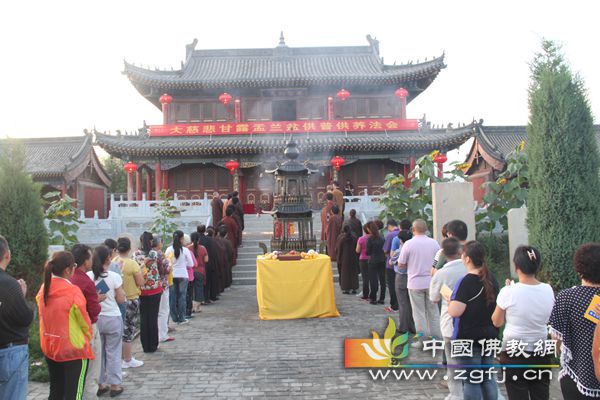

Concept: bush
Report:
left=28, top=313, right=49, bottom=382
left=477, top=232, right=511, bottom=283
left=0, top=140, right=48, bottom=296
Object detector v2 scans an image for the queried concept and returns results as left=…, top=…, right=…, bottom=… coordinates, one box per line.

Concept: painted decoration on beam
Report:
left=149, top=118, right=419, bottom=137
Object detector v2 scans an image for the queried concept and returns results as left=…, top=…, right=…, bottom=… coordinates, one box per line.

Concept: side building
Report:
left=464, top=124, right=600, bottom=203
left=0, top=133, right=111, bottom=217
left=96, top=35, right=475, bottom=211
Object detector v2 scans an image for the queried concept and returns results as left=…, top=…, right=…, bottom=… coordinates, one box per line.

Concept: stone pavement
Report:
left=28, top=284, right=563, bottom=399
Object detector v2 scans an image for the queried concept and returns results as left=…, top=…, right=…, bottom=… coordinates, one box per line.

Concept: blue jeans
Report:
left=169, top=278, right=188, bottom=323
left=0, top=344, right=28, bottom=400
left=457, top=346, right=498, bottom=400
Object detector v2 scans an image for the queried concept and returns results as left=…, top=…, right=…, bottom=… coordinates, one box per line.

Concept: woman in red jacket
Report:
left=36, top=251, right=94, bottom=400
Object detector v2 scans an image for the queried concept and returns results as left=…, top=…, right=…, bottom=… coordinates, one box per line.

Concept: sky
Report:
left=0, top=0, right=598, bottom=163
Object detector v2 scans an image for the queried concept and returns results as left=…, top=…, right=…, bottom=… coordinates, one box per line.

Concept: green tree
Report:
left=150, top=190, right=179, bottom=249
left=380, top=150, right=467, bottom=228
left=527, top=40, right=600, bottom=289
left=102, top=156, right=127, bottom=193
left=0, top=140, right=48, bottom=294
left=477, top=141, right=529, bottom=233
left=44, top=191, right=83, bottom=247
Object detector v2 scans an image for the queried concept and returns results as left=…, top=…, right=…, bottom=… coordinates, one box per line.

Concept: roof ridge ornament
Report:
left=366, top=34, right=379, bottom=55
left=278, top=31, right=286, bottom=47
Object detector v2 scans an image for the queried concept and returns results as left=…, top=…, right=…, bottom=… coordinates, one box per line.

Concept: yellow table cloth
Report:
left=256, top=254, right=340, bottom=320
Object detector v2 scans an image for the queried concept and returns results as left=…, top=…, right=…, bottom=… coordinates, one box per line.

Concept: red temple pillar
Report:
left=127, top=173, right=134, bottom=201
left=135, top=170, right=142, bottom=201
left=400, top=97, right=407, bottom=120
left=406, top=156, right=416, bottom=187
left=327, top=96, right=334, bottom=120
left=160, top=94, right=173, bottom=125
left=234, top=98, right=241, bottom=122
left=162, top=170, right=169, bottom=196
left=145, top=170, right=152, bottom=200
left=155, top=163, right=162, bottom=200
left=437, top=162, right=443, bottom=179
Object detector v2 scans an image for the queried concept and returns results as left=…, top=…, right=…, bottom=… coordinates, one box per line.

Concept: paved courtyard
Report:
left=28, top=284, right=563, bottom=399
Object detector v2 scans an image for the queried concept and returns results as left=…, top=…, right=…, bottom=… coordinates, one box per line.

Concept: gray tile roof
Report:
left=95, top=125, right=475, bottom=159
left=475, top=125, right=600, bottom=162
left=0, top=135, right=90, bottom=177
left=124, top=41, right=445, bottom=90
left=0, top=134, right=111, bottom=187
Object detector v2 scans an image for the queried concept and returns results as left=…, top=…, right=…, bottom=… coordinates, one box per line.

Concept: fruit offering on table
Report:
left=263, top=251, right=281, bottom=260
left=301, top=250, right=319, bottom=259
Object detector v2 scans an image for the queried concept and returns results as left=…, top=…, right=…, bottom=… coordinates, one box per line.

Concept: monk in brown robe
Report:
left=217, top=225, right=235, bottom=287
left=231, top=197, right=244, bottom=246
left=343, top=209, right=363, bottom=239
left=320, top=192, right=334, bottom=241
left=211, top=192, right=223, bottom=227
left=336, top=224, right=359, bottom=293
left=208, top=227, right=226, bottom=293
left=222, top=193, right=233, bottom=218
left=221, top=206, right=240, bottom=256
left=326, top=205, right=343, bottom=261
left=332, top=180, right=345, bottom=216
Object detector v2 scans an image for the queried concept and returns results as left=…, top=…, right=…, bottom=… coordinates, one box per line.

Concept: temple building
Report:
left=97, top=34, right=476, bottom=211
left=0, top=133, right=111, bottom=217
left=464, top=124, right=600, bottom=203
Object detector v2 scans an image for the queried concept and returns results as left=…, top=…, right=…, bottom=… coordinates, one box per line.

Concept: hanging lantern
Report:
left=331, top=155, right=346, bottom=171
left=219, top=92, right=233, bottom=106
left=395, top=87, right=408, bottom=99
left=336, top=88, right=350, bottom=102
left=159, top=93, right=173, bottom=104
left=123, top=161, right=138, bottom=174
left=225, top=159, right=239, bottom=175
left=433, top=153, right=448, bottom=164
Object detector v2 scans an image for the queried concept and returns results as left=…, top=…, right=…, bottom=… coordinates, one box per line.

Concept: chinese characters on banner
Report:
left=149, top=118, right=419, bottom=137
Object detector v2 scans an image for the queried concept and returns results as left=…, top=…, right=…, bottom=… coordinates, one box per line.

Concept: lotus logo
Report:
left=345, top=317, right=421, bottom=368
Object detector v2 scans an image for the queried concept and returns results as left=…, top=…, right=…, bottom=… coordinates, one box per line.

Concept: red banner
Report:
left=148, top=118, right=419, bottom=137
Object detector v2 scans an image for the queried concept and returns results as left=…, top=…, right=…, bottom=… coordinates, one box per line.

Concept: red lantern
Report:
left=433, top=153, right=448, bottom=164
left=225, top=159, right=239, bottom=175
left=395, top=87, right=408, bottom=99
left=219, top=92, right=233, bottom=106
left=331, top=155, right=346, bottom=171
left=123, top=161, right=138, bottom=174
left=159, top=93, right=173, bottom=104
left=336, top=88, right=350, bottom=102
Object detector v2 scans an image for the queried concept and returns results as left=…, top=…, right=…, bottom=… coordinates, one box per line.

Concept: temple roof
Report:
left=95, top=124, right=475, bottom=159
left=0, top=134, right=111, bottom=186
left=124, top=36, right=445, bottom=103
left=465, top=124, right=600, bottom=173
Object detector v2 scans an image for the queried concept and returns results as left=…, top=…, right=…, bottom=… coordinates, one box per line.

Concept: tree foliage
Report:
left=380, top=150, right=468, bottom=228
left=527, top=40, right=600, bottom=289
left=0, top=140, right=48, bottom=294
left=150, top=190, right=179, bottom=250
left=44, top=191, right=83, bottom=247
left=477, top=141, right=529, bottom=233
left=102, top=156, right=127, bottom=193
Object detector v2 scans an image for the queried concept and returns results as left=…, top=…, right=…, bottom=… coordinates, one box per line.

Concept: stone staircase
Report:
left=232, top=214, right=337, bottom=285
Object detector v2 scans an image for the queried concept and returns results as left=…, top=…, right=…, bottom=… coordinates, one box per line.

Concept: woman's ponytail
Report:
left=463, top=241, right=496, bottom=304
left=42, top=251, right=75, bottom=305
left=173, top=230, right=183, bottom=259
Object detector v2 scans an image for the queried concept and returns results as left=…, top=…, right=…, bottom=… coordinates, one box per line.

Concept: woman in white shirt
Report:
left=165, top=230, right=194, bottom=324
left=88, top=245, right=126, bottom=397
left=492, top=245, right=555, bottom=400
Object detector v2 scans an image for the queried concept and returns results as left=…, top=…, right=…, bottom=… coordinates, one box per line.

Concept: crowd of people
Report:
left=0, top=192, right=245, bottom=399
left=322, top=203, right=600, bottom=400
left=3, top=183, right=600, bottom=399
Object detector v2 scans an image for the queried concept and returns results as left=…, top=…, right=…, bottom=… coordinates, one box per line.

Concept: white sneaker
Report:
left=122, top=358, right=144, bottom=368
left=178, top=319, right=189, bottom=325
